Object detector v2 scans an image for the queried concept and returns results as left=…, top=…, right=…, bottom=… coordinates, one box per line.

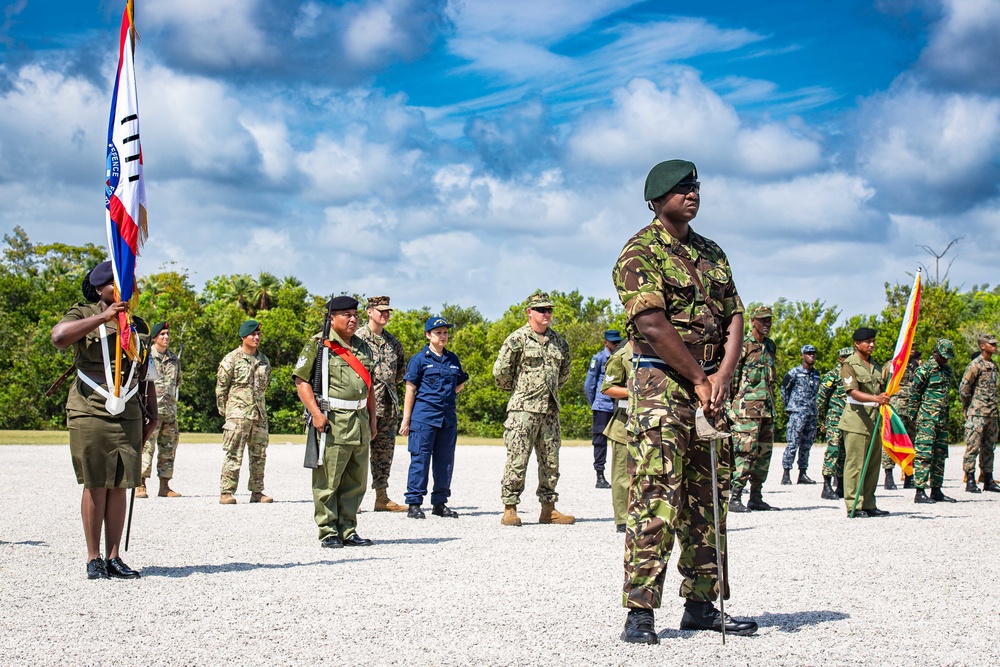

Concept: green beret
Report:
left=239, top=320, right=261, bottom=338
left=150, top=322, right=167, bottom=338
left=525, top=291, right=553, bottom=309
left=934, top=338, right=954, bottom=360
left=644, top=160, right=697, bottom=201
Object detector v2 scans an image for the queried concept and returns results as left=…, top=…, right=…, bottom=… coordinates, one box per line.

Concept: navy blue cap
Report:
left=801, top=344, right=817, bottom=354
left=424, top=316, right=454, bottom=332
left=604, top=330, right=623, bottom=343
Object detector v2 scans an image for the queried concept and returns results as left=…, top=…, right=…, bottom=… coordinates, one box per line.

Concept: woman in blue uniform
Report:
left=398, top=316, right=469, bottom=519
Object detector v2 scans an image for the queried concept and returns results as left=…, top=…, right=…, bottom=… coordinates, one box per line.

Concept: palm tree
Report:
left=254, top=272, right=279, bottom=312
left=227, top=274, right=255, bottom=315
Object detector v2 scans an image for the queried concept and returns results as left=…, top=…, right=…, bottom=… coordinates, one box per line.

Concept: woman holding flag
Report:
left=51, top=261, right=158, bottom=579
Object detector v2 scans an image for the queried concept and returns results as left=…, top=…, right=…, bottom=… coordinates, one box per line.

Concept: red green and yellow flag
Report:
left=880, top=269, right=922, bottom=474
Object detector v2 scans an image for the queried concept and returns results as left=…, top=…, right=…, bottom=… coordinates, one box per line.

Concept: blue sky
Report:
left=1, top=0, right=998, bottom=319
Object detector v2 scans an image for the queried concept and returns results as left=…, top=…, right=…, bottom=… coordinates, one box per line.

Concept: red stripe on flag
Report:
left=108, top=194, right=139, bottom=253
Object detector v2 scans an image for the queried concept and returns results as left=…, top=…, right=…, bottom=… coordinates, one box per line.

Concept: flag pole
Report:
left=850, top=412, right=883, bottom=518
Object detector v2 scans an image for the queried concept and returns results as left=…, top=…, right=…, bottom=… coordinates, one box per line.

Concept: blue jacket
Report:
left=584, top=346, right=615, bottom=413
left=781, top=365, right=821, bottom=414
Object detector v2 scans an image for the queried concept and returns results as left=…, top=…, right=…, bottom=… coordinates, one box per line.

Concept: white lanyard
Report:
left=76, top=323, right=138, bottom=415
left=319, top=345, right=329, bottom=460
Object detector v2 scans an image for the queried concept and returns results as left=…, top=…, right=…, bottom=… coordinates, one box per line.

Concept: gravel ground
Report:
left=3, top=442, right=999, bottom=666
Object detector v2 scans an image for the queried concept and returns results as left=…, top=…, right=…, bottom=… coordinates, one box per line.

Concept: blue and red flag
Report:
left=105, top=0, right=147, bottom=360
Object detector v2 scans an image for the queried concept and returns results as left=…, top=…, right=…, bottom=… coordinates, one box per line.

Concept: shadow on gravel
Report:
left=778, top=505, right=840, bottom=512
left=141, top=558, right=382, bottom=577
left=0, top=540, right=47, bottom=547
left=375, top=537, right=460, bottom=546
left=756, top=610, right=850, bottom=632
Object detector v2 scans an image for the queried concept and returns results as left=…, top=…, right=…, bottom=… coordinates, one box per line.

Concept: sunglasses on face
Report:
left=670, top=181, right=701, bottom=195
left=532, top=307, right=553, bottom=314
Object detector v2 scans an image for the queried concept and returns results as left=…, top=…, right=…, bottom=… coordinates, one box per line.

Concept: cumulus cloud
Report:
left=916, top=0, right=1000, bottom=92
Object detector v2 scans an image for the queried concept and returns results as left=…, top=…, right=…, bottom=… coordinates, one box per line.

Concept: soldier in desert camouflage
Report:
left=959, top=334, right=1000, bottom=493
left=137, top=321, right=182, bottom=499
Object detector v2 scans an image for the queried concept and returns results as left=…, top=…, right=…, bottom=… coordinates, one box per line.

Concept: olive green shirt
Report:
left=600, top=342, right=633, bottom=444
left=838, top=351, right=884, bottom=436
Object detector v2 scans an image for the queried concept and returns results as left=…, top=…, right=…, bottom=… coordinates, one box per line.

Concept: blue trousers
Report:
left=782, top=411, right=818, bottom=471
left=404, top=421, right=457, bottom=506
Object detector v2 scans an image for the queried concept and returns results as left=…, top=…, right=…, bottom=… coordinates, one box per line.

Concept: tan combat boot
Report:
left=539, top=501, right=575, bottom=525
left=219, top=494, right=237, bottom=505
left=135, top=479, right=148, bottom=499
left=374, top=488, right=407, bottom=512
left=501, top=504, right=522, bottom=526
left=158, top=478, right=181, bottom=498
left=249, top=492, right=273, bottom=503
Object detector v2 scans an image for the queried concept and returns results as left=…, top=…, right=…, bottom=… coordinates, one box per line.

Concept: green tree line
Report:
left=4, top=226, right=998, bottom=440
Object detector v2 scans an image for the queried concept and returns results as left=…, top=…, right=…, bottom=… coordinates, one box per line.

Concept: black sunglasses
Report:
left=532, top=307, right=553, bottom=314
left=670, top=181, right=700, bottom=195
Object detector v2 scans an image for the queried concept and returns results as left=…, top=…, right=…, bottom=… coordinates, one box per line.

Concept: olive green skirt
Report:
left=68, top=413, right=143, bottom=488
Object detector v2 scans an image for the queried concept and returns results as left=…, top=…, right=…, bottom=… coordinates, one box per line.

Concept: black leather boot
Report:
left=821, top=476, right=837, bottom=500
left=729, top=488, right=749, bottom=513
left=966, top=478, right=982, bottom=494
left=983, top=475, right=1000, bottom=493
left=797, top=469, right=816, bottom=484
left=835, top=476, right=844, bottom=498
left=903, top=474, right=915, bottom=489
left=596, top=471, right=611, bottom=489
left=930, top=487, right=957, bottom=503
left=679, top=599, right=758, bottom=636
left=621, top=608, right=658, bottom=644
left=883, top=469, right=897, bottom=490
left=914, top=488, right=935, bottom=504
left=781, top=469, right=792, bottom=485
left=746, top=485, right=780, bottom=511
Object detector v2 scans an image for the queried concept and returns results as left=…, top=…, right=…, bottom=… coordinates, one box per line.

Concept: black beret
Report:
left=239, top=320, right=261, bottom=338
left=327, top=295, right=359, bottom=311
left=150, top=322, right=167, bottom=338
left=644, top=160, right=697, bottom=201
left=852, top=327, right=877, bottom=341
left=89, top=261, right=114, bottom=287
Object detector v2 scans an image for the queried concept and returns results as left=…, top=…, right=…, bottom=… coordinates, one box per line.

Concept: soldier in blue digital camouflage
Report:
left=960, top=334, right=999, bottom=493
left=584, top=330, right=624, bottom=489
left=780, top=344, right=821, bottom=484
left=911, top=338, right=956, bottom=504
left=613, top=160, right=757, bottom=643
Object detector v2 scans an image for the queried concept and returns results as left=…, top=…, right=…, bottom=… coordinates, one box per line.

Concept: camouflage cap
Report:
left=750, top=305, right=772, bottom=320
left=525, top=290, right=554, bottom=309
left=979, top=333, right=998, bottom=345
left=644, top=160, right=697, bottom=201
left=239, top=319, right=261, bottom=338
left=366, top=295, right=392, bottom=311
left=838, top=347, right=852, bottom=358
left=934, top=338, right=955, bottom=360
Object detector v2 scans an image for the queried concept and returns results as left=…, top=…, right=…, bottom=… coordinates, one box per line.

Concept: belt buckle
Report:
left=703, top=343, right=715, bottom=362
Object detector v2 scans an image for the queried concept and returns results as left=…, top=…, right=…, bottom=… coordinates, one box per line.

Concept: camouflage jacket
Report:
left=216, top=347, right=271, bottom=424
left=151, top=347, right=181, bottom=419
left=959, top=355, right=998, bottom=417
left=910, top=357, right=952, bottom=424
left=493, top=324, right=571, bottom=414
left=612, top=220, right=744, bottom=349
left=816, top=367, right=846, bottom=426
left=729, top=332, right=777, bottom=419
left=355, top=325, right=406, bottom=420
left=780, top=365, right=820, bottom=414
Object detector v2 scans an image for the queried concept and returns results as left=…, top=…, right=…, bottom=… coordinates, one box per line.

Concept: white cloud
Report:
left=296, top=134, right=422, bottom=205
left=917, top=0, right=1000, bottom=92
left=144, top=0, right=272, bottom=69
left=444, top=0, right=641, bottom=43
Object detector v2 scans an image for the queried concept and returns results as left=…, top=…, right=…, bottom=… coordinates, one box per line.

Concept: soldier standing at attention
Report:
left=293, top=296, right=377, bottom=548
left=911, top=338, right=957, bottom=504
left=217, top=320, right=273, bottom=505
left=137, top=322, right=182, bottom=499
left=728, top=306, right=779, bottom=513
left=356, top=296, right=408, bottom=512
left=780, top=344, right=821, bottom=484
left=599, top=340, right=634, bottom=533
left=959, top=334, right=1000, bottom=493
left=493, top=291, right=574, bottom=527
left=881, top=350, right=921, bottom=489
left=839, top=327, right=890, bottom=517
left=614, top=160, right=757, bottom=643
left=818, top=347, right=852, bottom=499
left=584, top=330, right=623, bottom=489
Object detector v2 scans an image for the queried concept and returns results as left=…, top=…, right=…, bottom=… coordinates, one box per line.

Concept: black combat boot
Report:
left=780, top=469, right=792, bottom=485
left=983, top=475, right=1000, bottom=493
left=966, top=478, right=982, bottom=494
left=821, top=476, right=837, bottom=500
left=914, top=488, right=935, bottom=504
left=746, top=485, right=780, bottom=511
left=679, top=599, right=758, bottom=636
left=797, top=469, right=816, bottom=484
left=595, top=471, right=611, bottom=489
left=835, top=476, right=844, bottom=498
left=903, top=474, right=915, bottom=489
left=621, top=609, right=658, bottom=644
left=883, top=469, right=897, bottom=490
left=930, top=487, right=957, bottom=503
left=729, top=488, right=749, bottom=513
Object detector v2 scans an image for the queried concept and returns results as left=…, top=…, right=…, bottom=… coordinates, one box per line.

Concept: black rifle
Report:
left=303, top=300, right=333, bottom=469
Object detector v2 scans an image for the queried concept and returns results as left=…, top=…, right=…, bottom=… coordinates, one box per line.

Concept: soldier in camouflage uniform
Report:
left=614, top=160, right=757, bottom=644
left=881, top=351, right=921, bottom=489
left=599, top=340, right=634, bottom=533
left=493, top=291, right=574, bottom=527
left=216, top=320, right=273, bottom=504
left=356, top=295, right=408, bottom=512
left=910, top=338, right=956, bottom=504
left=959, top=334, right=1000, bottom=493
left=138, top=322, right=182, bottom=499
left=818, top=347, right=851, bottom=499
left=780, top=344, right=821, bottom=484
left=727, top=305, right=779, bottom=512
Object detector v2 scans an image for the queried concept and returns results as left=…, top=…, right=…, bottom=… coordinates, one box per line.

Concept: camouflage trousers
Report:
left=843, top=430, right=881, bottom=512
left=914, top=413, right=949, bottom=489
left=729, top=416, right=774, bottom=495
left=782, top=411, right=817, bottom=471
left=142, top=417, right=179, bottom=479
left=962, top=415, right=998, bottom=476
left=623, top=362, right=729, bottom=609
left=370, top=414, right=399, bottom=490
left=609, top=437, right=629, bottom=526
left=501, top=410, right=561, bottom=505
left=220, top=418, right=268, bottom=494
left=821, top=424, right=845, bottom=478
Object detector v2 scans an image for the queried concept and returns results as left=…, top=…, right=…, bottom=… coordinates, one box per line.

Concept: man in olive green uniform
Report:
left=493, top=290, right=574, bottom=526
left=614, top=160, right=757, bottom=643
left=839, top=327, right=890, bottom=517
left=818, top=347, right=851, bottom=499
left=356, top=295, right=408, bottom=512
left=728, top=306, right=779, bottom=512
left=216, top=320, right=272, bottom=504
left=138, top=321, right=182, bottom=499
left=294, top=296, right=377, bottom=547
left=600, top=340, right=634, bottom=533
left=881, top=351, right=921, bottom=489
left=910, top=338, right=956, bottom=504
left=959, top=334, right=1000, bottom=493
